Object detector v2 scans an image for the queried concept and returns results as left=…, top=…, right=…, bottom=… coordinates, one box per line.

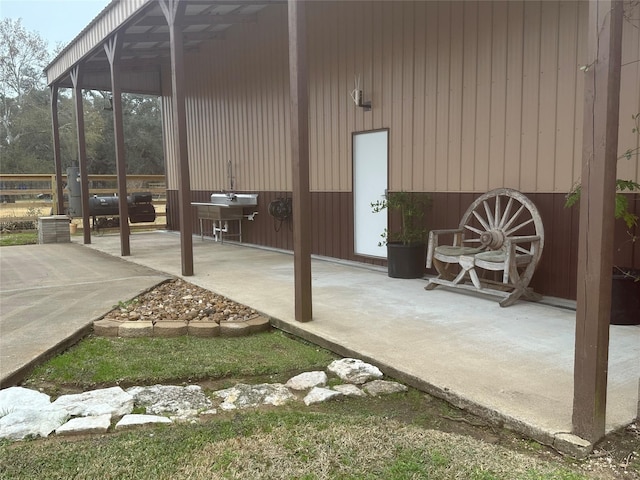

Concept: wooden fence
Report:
left=0, top=174, right=166, bottom=230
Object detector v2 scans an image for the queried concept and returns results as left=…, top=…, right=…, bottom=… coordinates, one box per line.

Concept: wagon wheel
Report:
left=459, top=188, right=544, bottom=263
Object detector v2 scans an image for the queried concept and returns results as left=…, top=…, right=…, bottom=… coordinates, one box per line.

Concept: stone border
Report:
left=94, top=314, right=271, bottom=339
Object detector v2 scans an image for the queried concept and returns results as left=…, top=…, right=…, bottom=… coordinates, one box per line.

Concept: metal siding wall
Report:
left=537, top=2, right=560, bottom=192
left=166, top=5, right=291, bottom=194
left=555, top=1, right=580, bottom=189
left=488, top=2, right=508, bottom=190
left=161, top=66, right=178, bottom=191
left=474, top=2, right=492, bottom=191
left=504, top=1, right=524, bottom=188
left=618, top=1, right=640, bottom=182
left=161, top=0, right=638, bottom=195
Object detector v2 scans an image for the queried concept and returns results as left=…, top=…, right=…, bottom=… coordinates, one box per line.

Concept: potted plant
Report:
left=371, top=191, right=430, bottom=279
left=565, top=114, right=640, bottom=325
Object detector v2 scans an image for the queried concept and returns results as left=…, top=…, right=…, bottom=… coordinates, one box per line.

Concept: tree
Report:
left=0, top=18, right=50, bottom=147
left=0, top=19, right=164, bottom=176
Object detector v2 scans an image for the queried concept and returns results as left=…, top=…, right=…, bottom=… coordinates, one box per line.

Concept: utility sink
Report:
left=192, top=193, right=258, bottom=243
left=210, top=193, right=258, bottom=206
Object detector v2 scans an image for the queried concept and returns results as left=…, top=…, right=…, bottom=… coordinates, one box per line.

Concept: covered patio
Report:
left=44, top=0, right=639, bottom=451
left=81, top=231, right=640, bottom=456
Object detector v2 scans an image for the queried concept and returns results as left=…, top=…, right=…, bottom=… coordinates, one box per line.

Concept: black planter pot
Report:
left=387, top=242, right=426, bottom=279
left=611, top=268, right=640, bottom=325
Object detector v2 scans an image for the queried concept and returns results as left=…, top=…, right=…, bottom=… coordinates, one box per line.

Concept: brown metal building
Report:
left=45, top=0, right=638, bottom=443
left=47, top=0, right=640, bottom=302
left=160, top=0, right=640, bottom=302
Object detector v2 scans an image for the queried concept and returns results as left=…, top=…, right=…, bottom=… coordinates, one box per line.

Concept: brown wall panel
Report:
left=168, top=190, right=384, bottom=265
left=168, top=190, right=639, bottom=301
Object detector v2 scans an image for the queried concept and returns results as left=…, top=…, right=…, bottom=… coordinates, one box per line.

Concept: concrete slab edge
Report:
left=270, top=317, right=594, bottom=459
left=0, top=277, right=174, bottom=389
left=0, top=322, right=94, bottom=389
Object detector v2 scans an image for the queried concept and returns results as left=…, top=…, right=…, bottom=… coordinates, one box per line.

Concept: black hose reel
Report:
left=268, top=197, right=292, bottom=232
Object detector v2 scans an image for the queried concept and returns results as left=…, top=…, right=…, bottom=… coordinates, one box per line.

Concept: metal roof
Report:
left=45, top=0, right=277, bottom=92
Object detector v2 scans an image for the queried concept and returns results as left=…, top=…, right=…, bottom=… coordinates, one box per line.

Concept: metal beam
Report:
left=70, top=66, right=92, bottom=245
left=160, top=0, right=194, bottom=276
left=137, top=13, right=257, bottom=27
left=119, top=46, right=200, bottom=57
left=105, top=34, right=131, bottom=257
left=288, top=0, right=312, bottom=322
left=573, top=0, right=624, bottom=443
left=122, top=31, right=224, bottom=43
left=49, top=85, right=64, bottom=215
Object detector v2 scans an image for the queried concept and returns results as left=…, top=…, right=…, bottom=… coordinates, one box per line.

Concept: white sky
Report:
left=0, top=0, right=111, bottom=52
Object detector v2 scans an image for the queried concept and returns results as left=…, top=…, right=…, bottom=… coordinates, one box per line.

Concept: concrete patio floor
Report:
left=0, top=243, right=170, bottom=387
left=77, top=230, right=639, bottom=453
left=3, top=231, right=640, bottom=452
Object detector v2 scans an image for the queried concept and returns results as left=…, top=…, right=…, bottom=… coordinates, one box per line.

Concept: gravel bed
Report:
left=102, top=279, right=259, bottom=324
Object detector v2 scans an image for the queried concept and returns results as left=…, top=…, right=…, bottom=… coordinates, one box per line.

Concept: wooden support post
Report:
left=70, top=66, right=92, bottom=244
left=105, top=34, right=131, bottom=257
left=288, top=0, right=312, bottom=322
left=160, top=0, right=194, bottom=276
left=573, top=0, right=623, bottom=443
left=50, top=85, right=64, bottom=216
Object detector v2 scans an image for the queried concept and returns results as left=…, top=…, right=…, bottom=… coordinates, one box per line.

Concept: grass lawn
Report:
left=2, top=331, right=630, bottom=480
left=0, top=231, right=37, bottom=246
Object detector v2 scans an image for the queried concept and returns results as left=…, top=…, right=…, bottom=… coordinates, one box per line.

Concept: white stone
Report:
left=0, top=407, right=69, bottom=440
left=303, top=387, right=342, bottom=406
left=56, top=414, right=112, bottom=436
left=126, top=385, right=213, bottom=419
left=327, top=358, right=383, bottom=385
left=115, top=414, right=172, bottom=429
left=332, top=384, right=367, bottom=397
left=362, top=380, right=408, bottom=396
left=0, top=387, right=51, bottom=416
left=285, top=371, right=328, bottom=390
left=214, top=383, right=295, bottom=410
left=52, top=386, right=134, bottom=417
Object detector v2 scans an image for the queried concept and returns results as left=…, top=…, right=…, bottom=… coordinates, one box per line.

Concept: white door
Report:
left=353, top=130, right=388, bottom=258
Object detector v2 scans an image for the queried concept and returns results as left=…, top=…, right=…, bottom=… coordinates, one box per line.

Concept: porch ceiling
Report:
left=46, top=1, right=279, bottom=93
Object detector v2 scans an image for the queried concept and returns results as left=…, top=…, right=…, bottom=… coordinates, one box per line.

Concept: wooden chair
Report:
left=425, top=188, right=544, bottom=307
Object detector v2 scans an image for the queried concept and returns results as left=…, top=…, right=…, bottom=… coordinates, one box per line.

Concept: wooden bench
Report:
left=425, top=188, right=544, bottom=307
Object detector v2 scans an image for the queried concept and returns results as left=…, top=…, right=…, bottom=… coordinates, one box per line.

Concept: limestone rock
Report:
left=214, top=383, right=295, bottom=410
left=0, top=407, right=69, bottom=440
left=115, top=414, right=172, bottom=429
left=327, top=358, right=383, bottom=385
left=332, top=384, right=367, bottom=397
left=56, top=414, right=112, bottom=436
left=362, top=380, right=408, bottom=396
left=52, top=386, right=134, bottom=417
left=303, top=387, right=342, bottom=406
left=285, top=371, right=328, bottom=391
left=126, top=385, right=213, bottom=419
left=0, top=387, right=51, bottom=414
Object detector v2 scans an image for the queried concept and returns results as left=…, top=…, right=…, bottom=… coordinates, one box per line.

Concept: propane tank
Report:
left=66, top=166, right=82, bottom=218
